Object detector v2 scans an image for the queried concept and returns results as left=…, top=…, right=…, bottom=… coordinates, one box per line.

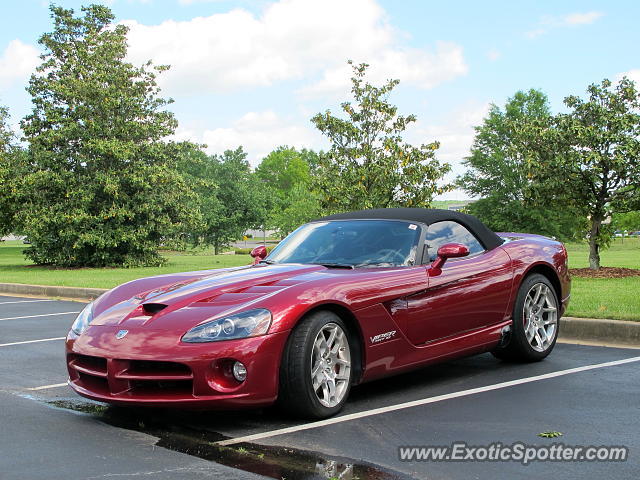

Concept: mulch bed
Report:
left=569, top=267, right=640, bottom=279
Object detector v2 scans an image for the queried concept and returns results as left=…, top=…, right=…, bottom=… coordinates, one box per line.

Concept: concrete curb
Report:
left=0, top=283, right=107, bottom=302
left=0, top=283, right=638, bottom=347
left=559, top=316, right=640, bottom=348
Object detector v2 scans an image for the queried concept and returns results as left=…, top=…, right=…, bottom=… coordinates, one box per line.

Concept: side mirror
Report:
left=430, top=243, right=469, bottom=273
left=250, top=245, right=268, bottom=265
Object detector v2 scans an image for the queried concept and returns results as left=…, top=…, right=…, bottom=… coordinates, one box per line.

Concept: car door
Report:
left=405, top=220, right=513, bottom=345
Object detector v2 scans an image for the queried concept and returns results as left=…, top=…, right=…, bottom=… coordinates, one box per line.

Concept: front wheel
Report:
left=492, top=273, right=559, bottom=362
left=279, top=311, right=353, bottom=418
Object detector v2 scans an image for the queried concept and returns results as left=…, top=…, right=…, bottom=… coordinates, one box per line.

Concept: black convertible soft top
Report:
left=317, top=208, right=504, bottom=251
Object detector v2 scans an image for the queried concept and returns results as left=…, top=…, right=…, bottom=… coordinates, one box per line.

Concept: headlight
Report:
left=71, top=302, right=94, bottom=335
left=182, top=308, right=272, bottom=343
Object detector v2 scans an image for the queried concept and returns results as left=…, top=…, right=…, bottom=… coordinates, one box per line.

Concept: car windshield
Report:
left=265, top=220, right=421, bottom=267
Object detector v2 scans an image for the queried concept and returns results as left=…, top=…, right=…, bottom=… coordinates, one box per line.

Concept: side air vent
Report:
left=142, top=303, right=168, bottom=315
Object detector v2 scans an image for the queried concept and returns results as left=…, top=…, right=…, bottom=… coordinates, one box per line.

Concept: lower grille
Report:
left=77, top=372, right=109, bottom=395
left=129, top=379, right=193, bottom=396
left=122, top=360, right=192, bottom=380
left=68, top=354, right=194, bottom=398
left=69, top=354, right=107, bottom=377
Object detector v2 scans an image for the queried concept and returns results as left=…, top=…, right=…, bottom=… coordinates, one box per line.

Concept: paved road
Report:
left=1, top=295, right=638, bottom=479
left=0, top=296, right=261, bottom=480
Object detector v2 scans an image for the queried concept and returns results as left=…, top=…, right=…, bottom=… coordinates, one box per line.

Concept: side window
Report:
left=425, top=221, right=485, bottom=262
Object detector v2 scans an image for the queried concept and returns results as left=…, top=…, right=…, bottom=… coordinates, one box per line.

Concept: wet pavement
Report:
left=1, top=294, right=638, bottom=479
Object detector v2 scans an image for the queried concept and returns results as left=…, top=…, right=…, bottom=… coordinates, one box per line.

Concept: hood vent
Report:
left=142, top=303, right=168, bottom=315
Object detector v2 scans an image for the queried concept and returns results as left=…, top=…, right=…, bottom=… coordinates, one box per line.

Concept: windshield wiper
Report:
left=259, top=259, right=276, bottom=265
left=310, top=262, right=354, bottom=269
left=354, top=261, right=395, bottom=268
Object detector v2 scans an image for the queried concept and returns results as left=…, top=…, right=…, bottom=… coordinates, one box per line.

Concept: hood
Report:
left=90, top=263, right=328, bottom=332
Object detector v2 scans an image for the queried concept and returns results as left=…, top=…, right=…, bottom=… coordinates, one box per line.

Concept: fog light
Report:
left=232, top=361, right=247, bottom=382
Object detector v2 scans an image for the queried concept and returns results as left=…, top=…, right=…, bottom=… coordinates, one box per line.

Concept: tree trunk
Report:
left=588, top=216, right=603, bottom=270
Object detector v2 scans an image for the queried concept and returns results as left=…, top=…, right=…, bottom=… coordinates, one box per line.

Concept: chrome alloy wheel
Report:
left=523, top=282, right=558, bottom=352
left=310, top=322, right=351, bottom=408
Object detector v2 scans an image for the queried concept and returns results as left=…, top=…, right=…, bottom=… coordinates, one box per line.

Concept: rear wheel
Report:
left=279, top=311, right=353, bottom=418
left=492, top=273, right=559, bottom=362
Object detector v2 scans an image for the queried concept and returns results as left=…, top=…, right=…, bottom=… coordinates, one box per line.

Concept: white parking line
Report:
left=0, top=337, right=65, bottom=347
left=27, top=382, right=68, bottom=391
left=215, top=355, right=640, bottom=447
left=0, top=311, right=79, bottom=322
left=0, top=299, right=54, bottom=305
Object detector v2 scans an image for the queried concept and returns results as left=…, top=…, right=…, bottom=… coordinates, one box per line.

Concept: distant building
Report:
left=447, top=201, right=472, bottom=212
left=244, top=229, right=277, bottom=239
left=1, top=235, right=25, bottom=241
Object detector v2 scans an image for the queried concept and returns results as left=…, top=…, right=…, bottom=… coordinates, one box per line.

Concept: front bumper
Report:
left=65, top=326, right=290, bottom=408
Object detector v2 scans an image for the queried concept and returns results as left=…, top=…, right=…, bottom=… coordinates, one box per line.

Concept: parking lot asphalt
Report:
left=1, top=294, right=638, bottom=480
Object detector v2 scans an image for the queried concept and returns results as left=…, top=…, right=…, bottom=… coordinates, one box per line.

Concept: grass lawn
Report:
left=565, top=237, right=640, bottom=269
left=565, top=237, right=640, bottom=321
left=1, top=237, right=638, bottom=320
left=0, top=241, right=251, bottom=289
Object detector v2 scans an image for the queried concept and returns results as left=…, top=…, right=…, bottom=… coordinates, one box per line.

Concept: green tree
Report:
left=175, top=146, right=220, bottom=247
left=255, top=146, right=312, bottom=193
left=311, top=61, right=451, bottom=212
left=612, top=210, right=640, bottom=232
left=180, top=147, right=264, bottom=254
left=0, top=106, right=12, bottom=154
left=522, top=78, right=640, bottom=269
left=0, top=106, right=26, bottom=238
left=301, top=148, right=321, bottom=174
left=270, top=183, right=322, bottom=236
left=458, top=89, right=585, bottom=240
left=19, top=4, right=199, bottom=266
left=255, top=146, right=320, bottom=235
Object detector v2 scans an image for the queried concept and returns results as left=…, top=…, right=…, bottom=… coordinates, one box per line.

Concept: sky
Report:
left=1, top=0, right=639, bottom=200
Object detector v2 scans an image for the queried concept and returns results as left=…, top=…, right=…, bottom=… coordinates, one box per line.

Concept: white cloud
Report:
left=525, top=28, right=546, bottom=39
left=178, top=0, right=223, bottom=4
left=176, top=110, right=323, bottom=165
left=616, top=69, right=640, bottom=86
left=486, top=49, right=501, bottom=61
left=123, top=0, right=467, bottom=96
left=300, top=42, right=467, bottom=98
left=420, top=104, right=488, bottom=170
left=420, top=103, right=490, bottom=200
left=0, top=39, right=40, bottom=89
left=407, top=102, right=489, bottom=199
left=563, top=11, right=603, bottom=25
left=526, top=11, right=604, bottom=38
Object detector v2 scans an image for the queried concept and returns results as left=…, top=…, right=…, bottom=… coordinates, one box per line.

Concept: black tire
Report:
left=278, top=310, right=354, bottom=419
left=492, top=273, right=560, bottom=362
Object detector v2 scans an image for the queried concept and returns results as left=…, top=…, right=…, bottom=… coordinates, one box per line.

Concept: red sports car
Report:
left=66, top=208, right=570, bottom=418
